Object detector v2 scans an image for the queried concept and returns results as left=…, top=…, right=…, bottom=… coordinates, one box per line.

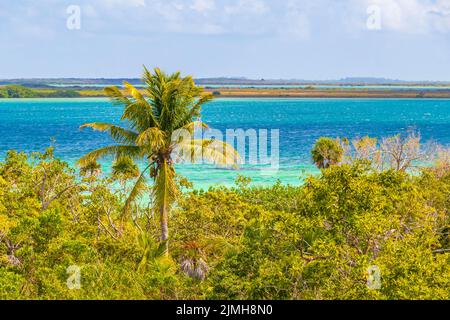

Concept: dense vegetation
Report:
left=0, top=85, right=81, bottom=98
left=0, top=145, right=449, bottom=300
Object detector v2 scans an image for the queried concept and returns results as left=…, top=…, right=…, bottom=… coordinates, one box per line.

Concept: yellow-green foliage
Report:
left=0, top=149, right=449, bottom=300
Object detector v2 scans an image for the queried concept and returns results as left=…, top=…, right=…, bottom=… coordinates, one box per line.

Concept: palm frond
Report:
left=171, top=121, right=208, bottom=144
left=104, top=86, right=131, bottom=106
left=123, top=164, right=151, bottom=216
left=202, top=140, right=241, bottom=168
left=135, top=127, right=166, bottom=149
left=77, top=145, right=141, bottom=167
left=121, top=100, right=159, bottom=131
left=174, top=96, right=210, bottom=129
left=174, top=139, right=240, bottom=168
left=80, top=122, right=138, bottom=144
left=183, top=121, right=209, bottom=132
left=123, top=81, right=145, bottom=101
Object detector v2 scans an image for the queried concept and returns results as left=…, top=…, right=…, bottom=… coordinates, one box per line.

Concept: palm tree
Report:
left=111, top=156, right=141, bottom=196
left=78, top=67, right=239, bottom=253
left=79, top=159, right=101, bottom=178
left=311, top=137, right=344, bottom=169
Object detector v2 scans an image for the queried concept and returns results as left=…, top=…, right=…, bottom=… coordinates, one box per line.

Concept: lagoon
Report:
left=1, top=98, right=450, bottom=188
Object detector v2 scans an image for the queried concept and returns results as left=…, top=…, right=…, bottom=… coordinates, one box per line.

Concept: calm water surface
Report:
left=1, top=98, right=449, bottom=188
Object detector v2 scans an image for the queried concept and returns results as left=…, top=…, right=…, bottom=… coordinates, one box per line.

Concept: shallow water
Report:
left=1, top=98, right=449, bottom=188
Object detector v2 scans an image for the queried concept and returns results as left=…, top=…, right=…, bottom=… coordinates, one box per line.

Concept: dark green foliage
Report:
left=0, top=85, right=81, bottom=98
left=0, top=147, right=449, bottom=299
left=0, top=85, right=37, bottom=98
left=44, top=90, right=82, bottom=98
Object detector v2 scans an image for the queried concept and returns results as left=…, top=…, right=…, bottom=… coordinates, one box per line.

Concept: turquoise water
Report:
left=1, top=98, right=449, bottom=188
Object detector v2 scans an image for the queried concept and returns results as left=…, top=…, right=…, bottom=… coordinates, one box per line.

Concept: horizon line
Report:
left=1, top=77, right=450, bottom=84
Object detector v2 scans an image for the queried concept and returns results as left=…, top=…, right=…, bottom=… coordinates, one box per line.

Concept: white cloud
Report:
left=130, top=0, right=146, bottom=6
left=146, top=0, right=271, bottom=35
left=100, top=0, right=146, bottom=8
left=429, top=0, right=450, bottom=32
left=224, top=0, right=269, bottom=15
left=148, top=1, right=185, bottom=22
left=83, top=4, right=98, bottom=18
left=282, top=0, right=311, bottom=40
left=169, top=22, right=225, bottom=34
left=190, top=0, right=215, bottom=12
left=5, top=0, right=449, bottom=41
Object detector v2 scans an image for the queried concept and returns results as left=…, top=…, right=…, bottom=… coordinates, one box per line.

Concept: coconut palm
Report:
left=78, top=67, right=239, bottom=253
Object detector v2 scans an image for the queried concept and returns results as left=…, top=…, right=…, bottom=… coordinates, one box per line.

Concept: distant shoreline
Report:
left=2, top=84, right=450, bottom=99
left=62, top=87, right=450, bottom=99
left=204, top=88, right=450, bottom=99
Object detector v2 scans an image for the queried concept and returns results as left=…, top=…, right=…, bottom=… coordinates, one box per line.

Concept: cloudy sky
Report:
left=1, top=0, right=450, bottom=80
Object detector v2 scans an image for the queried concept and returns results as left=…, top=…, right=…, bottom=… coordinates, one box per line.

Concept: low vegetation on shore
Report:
left=2, top=84, right=450, bottom=99
left=0, top=85, right=81, bottom=98
left=0, top=143, right=449, bottom=299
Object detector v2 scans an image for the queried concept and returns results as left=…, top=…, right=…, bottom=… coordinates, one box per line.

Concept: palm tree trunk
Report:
left=155, top=157, right=175, bottom=255
left=160, top=204, right=169, bottom=254
left=156, top=158, right=175, bottom=255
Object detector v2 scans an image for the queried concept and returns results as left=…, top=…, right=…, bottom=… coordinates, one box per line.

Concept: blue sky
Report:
left=1, top=0, right=450, bottom=80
